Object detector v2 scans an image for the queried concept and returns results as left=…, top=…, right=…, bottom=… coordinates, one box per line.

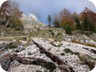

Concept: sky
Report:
left=14, top=0, right=96, bottom=24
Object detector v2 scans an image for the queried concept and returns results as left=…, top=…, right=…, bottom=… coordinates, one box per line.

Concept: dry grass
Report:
left=78, top=54, right=96, bottom=70
left=72, top=40, right=96, bottom=48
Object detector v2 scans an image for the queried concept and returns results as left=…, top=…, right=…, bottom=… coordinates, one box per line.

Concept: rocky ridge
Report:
left=21, top=14, right=46, bottom=30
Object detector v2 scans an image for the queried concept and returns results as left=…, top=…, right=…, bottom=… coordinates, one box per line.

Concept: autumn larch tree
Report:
left=60, top=8, right=75, bottom=30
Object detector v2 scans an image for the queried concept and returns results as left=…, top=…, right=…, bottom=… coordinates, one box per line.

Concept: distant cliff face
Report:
left=0, top=1, right=10, bottom=16
left=0, top=1, right=9, bottom=9
left=0, top=1, right=10, bottom=25
left=21, top=14, right=46, bottom=29
left=0, top=0, right=23, bottom=29
left=21, top=14, right=38, bottom=22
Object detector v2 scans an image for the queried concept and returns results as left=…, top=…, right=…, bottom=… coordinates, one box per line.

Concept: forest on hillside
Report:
left=0, top=1, right=96, bottom=36
left=48, top=7, right=96, bottom=35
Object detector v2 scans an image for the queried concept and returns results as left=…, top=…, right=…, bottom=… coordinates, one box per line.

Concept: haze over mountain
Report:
left=12, top=0, right=96, bottom=24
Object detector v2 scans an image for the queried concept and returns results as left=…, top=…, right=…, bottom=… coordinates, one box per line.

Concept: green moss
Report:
left=41, top=62, right=56, bottom=72
left=64, top=48, right=73, bottom=54
left=7, top=42, right=18, bottom=49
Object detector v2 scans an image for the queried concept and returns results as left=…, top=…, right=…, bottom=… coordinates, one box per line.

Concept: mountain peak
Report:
left=21, top=13, right=38, bottom=22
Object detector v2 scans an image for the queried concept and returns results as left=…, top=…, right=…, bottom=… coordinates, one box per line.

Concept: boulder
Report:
left=1, top=56, right=12, bottom=71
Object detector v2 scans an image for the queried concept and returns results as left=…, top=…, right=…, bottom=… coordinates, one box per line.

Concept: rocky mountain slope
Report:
left=21, top=14, right=46, bottom=30
left=0, top=3, right=96, bottom=71
left=0, top=37, right=96, bottom=72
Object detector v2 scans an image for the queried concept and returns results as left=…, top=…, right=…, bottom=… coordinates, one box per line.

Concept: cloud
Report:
left=14, top=0, right=96, bottom=23
left=0, top=0, right=7, bottom=7
left=89, top=0, right=96, bottom=7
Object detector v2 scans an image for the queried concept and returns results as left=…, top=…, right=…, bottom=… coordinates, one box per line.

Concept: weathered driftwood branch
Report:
left=1, top=54, right=56, bottom=71
left=32, top=40, right=74, bottom=72
left=11, top=54, right=47, bottom=65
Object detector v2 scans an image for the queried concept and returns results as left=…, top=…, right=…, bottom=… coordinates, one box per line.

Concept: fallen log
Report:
left=32, top=40, right=75, bottom=72
left=90, top=49, right=96, bottom=54
left=83, top=47, right=96, bottom=54
left=11, top=54, right=47, bottom=65
left=0, top=54, right=56, bottom=72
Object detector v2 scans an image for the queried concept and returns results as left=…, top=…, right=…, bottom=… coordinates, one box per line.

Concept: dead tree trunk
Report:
left=32, top=40, right=74, bottom=72
left=0, top=54, right=56, bottom=71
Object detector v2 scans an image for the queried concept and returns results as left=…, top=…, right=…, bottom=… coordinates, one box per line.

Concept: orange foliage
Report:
left=80, top=7, right=96, bottom=31
left=60, top=9, right=75, bottom=29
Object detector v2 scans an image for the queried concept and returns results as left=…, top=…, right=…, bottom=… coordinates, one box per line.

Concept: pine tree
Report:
left=65, top=24, right=72, bottom=34
left=74, top=17, right=81, bottom=30
left=47, top=15, right=52, bottom=26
